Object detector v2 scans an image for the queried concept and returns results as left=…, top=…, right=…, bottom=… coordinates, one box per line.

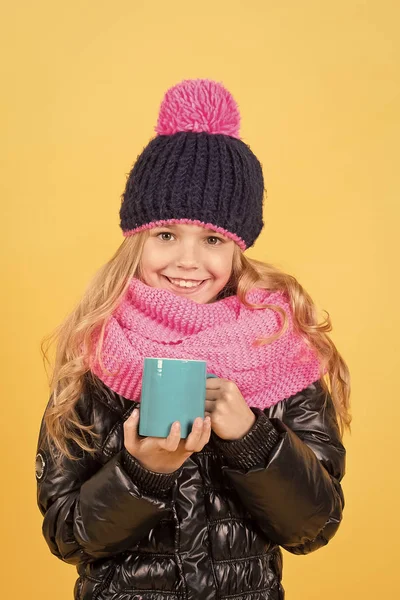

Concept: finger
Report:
left=205, top=400, right=217, bottom=413
left=197, top=415, right=212, bottom=448
left=206, top=378, right=221, bottom=390
left=159, top=421, right=181, bottom=452
left=123, top=408, right=140, bottom=450
left=184, top=417, right=205, bottom=452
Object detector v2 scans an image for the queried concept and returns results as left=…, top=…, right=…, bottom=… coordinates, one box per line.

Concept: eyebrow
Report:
left=154, top=224, right=225, bottom=236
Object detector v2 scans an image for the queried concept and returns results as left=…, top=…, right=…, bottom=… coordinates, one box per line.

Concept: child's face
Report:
left=139, top=223, right=235, bottom=303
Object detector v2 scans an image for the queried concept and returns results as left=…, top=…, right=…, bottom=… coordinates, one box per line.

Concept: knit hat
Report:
left=119, top=79, right=265, bottom=250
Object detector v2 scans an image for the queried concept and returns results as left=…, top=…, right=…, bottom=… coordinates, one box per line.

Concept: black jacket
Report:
left=36, top=376, right=346, bottom=600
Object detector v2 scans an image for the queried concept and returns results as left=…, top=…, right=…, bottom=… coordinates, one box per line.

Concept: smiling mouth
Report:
left=163, top=275, right=207, bottom=289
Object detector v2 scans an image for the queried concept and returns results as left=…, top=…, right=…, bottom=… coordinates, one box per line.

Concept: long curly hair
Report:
left=41, top=232, right=351, bottom=460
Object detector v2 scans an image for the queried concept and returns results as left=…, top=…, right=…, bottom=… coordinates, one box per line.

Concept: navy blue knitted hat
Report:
left=119, top=79, right=265, bottom=250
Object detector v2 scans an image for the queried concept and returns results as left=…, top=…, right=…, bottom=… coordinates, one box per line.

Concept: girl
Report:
left=36, top=79, right=350, bottom=600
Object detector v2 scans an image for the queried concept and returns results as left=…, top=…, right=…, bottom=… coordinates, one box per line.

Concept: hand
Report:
left=205, top=378, right=256, bottom=440
left=124, top=408, right=211, bottom=474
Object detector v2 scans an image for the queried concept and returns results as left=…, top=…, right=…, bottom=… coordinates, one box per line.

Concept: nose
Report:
left=175, top=241, right=200, bottom=270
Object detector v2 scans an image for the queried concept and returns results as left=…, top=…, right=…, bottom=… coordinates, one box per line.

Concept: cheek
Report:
left=209, top=249, right=234, bottom=278
left=140, top=244, right=166, bottom=271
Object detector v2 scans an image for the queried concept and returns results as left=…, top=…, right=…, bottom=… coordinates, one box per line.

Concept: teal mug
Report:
left=138, top=357, right=217, bottom=438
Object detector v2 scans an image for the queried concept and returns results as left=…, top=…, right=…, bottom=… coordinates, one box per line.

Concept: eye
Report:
left=157, top=232, right=174, bottom=241
left=207, top=236, right=223, bottom=245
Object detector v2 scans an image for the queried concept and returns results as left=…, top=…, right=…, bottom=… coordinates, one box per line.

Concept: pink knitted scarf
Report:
left=89, top=278, right=323, bottom=409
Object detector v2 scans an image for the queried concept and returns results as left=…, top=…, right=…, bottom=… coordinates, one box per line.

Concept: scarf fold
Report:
left=89, top=278, right=323, bottom=409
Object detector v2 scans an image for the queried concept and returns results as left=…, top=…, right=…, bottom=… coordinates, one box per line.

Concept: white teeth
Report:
left=169, top=278, right=203, bottom=288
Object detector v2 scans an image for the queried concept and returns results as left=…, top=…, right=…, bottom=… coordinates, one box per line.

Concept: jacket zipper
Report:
left=91, top=564, right=116, bottom=600
left=172, top=501, right=188, bottom=600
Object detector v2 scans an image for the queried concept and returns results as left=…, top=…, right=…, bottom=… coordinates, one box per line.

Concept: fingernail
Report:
left=173, top=422, right=180, bottom=430
left=132, top=408, right=139, bottom=418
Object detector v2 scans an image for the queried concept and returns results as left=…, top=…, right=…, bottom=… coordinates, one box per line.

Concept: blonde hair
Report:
left=41, top=233, right=351, bottom=460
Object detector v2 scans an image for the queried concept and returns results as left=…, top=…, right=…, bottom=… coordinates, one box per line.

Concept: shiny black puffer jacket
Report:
left=36, top=375, right=346, bottom=600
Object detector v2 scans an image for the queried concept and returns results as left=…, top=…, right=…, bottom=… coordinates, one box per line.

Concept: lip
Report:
left=162, top=275, right=209, bottom=294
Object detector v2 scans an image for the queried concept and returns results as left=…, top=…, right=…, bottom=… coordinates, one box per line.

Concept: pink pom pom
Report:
left=155, top=79, right=241, bottom=138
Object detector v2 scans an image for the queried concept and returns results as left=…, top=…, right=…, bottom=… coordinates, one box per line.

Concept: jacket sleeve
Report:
left=36, top=383, right=181, bottom=566
left=213, top=380, right=346, bottom=555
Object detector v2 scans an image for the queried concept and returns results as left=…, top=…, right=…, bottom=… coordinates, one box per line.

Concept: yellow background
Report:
left=1, top=1, right=398, bottom=598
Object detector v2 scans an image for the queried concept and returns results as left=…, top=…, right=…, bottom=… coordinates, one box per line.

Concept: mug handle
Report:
left=206, top=373, right=218, bottom=379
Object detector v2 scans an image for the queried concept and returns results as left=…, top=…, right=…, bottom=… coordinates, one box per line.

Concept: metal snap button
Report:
left=35, top=452, right=46, bottom=480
